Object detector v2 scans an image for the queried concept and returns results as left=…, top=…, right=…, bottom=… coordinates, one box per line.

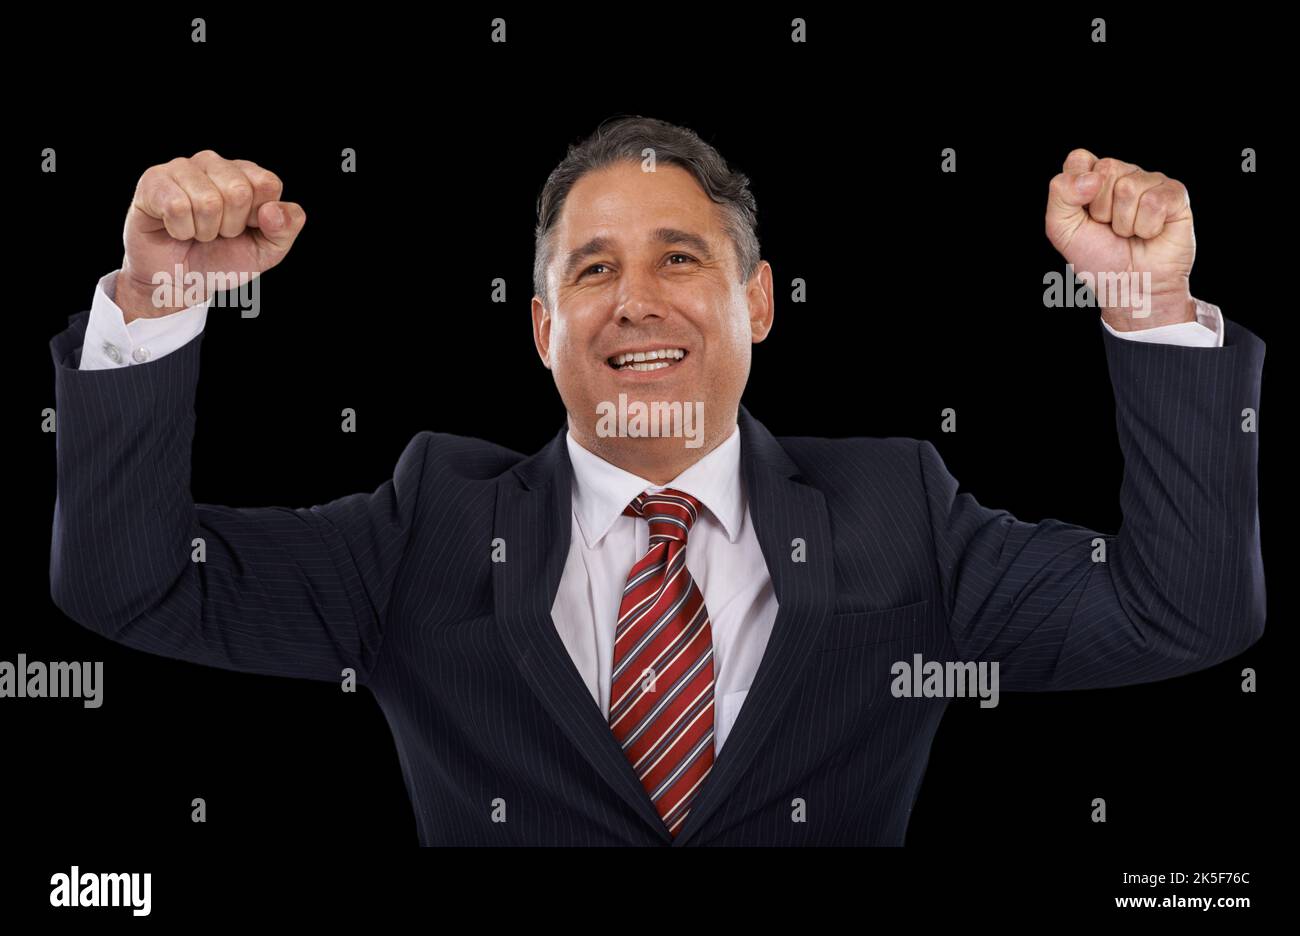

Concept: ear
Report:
left=531, top=294, right=553, bottom=369
left=747, top=259, right=775, bottom=343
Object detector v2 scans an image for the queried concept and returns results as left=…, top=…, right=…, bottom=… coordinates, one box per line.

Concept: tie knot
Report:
left=624, top=488, right=702, bottom=543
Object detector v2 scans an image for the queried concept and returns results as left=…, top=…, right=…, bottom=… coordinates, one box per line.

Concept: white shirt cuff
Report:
left=1100, top=298, right=1224, bottom=348
left=79, top=270, right=211, bottom=371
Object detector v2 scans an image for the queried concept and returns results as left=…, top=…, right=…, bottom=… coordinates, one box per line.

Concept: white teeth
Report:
left=609, top=348, right=686, bottom=367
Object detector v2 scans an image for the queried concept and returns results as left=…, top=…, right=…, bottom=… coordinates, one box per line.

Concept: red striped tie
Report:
left=609, top=488, right=715, bottom=837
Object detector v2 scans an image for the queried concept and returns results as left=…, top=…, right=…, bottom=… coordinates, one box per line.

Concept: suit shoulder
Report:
left=774, top=433, right=924, bottom=484
left=404, top=429, right=531, bottom=483
left=389, top=431, right=524, bottom=574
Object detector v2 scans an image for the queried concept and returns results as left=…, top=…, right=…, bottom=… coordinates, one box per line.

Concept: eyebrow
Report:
left=561, top=227, right=715, bottom=283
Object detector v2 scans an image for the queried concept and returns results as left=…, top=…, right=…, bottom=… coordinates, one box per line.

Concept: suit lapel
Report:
left=492, top=425, right=672, bottom=842
left=671, top=405, right=834, bottom=845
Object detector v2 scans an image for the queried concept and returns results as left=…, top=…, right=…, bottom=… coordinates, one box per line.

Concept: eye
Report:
left=580, top=262, right=611, bottom=279
left=666, top=253, right=696, bottom=266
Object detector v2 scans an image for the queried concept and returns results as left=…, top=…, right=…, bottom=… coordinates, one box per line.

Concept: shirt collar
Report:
left=566, top=422, right=743, bottom=548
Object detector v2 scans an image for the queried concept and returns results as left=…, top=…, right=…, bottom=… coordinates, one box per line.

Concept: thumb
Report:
left=1045, top=171, right=1101, bottom=250
left=253, top=200, right=307, bottom=259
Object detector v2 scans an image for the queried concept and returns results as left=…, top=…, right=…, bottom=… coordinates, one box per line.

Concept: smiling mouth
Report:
left=605, top=348, right=688, bottom=372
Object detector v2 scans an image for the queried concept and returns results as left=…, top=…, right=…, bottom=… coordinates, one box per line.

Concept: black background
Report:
left=6, top=6, right=1285, bottom=922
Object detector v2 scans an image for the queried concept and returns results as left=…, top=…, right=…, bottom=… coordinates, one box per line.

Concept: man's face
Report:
left=532, top=160, right=773, bottom=470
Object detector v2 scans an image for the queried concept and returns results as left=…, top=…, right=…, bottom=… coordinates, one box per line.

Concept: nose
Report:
left=614, top=266, right=670, bottom=325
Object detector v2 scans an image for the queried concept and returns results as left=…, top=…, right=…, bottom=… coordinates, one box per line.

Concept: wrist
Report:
left=115, top=267, right=187, bottom=324
left=1100, top=293, right=1196, bottom=332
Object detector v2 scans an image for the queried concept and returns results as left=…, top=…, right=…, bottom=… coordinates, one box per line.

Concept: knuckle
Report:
left=193, top=193, right=223, bottom=215
left=192, top=148, right=222, bottom=161
left=254, top=170, right=283, bottom=194
left=226, top=182, right=254, bottom=204
left=163, top=197, right=190, bottom=219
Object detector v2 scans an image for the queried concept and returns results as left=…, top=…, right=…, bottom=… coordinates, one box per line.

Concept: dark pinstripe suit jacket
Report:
left=49, top=308, right=1266, bottom=846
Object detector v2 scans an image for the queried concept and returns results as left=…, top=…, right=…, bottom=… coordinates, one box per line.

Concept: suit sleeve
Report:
left=918, top=314, right=1265, bottom=691
left=48, top=306, right=429, bottom=685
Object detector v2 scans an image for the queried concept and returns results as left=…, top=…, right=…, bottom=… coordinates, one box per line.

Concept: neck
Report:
left=568, top=414, right=738, bottom=485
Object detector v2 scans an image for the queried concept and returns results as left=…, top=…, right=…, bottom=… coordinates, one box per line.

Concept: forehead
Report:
left=555, top=161, right=723, bottom=245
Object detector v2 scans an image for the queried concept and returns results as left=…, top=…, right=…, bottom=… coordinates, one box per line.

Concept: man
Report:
left=49, top=117, right=1265, bottom=846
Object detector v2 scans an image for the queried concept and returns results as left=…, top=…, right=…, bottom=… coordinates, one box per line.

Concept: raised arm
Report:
left=49, top=152, right=425, bottom=685
left=922, top=149, right=1266, bottom=690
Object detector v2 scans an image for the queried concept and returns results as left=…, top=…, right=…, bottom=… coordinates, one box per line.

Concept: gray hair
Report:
left=532, top=115, right=761, bottom=307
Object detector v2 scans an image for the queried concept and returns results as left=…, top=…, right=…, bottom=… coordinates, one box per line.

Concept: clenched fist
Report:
left=1045, top=149, right=1196, bottom=331
left=117, top=151, right=306, bottom=323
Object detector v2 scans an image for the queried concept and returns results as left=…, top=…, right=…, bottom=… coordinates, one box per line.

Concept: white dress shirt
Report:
left=72, top=269, right=1227, bottom=753
left=555, top=424, right=777, bottom=754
